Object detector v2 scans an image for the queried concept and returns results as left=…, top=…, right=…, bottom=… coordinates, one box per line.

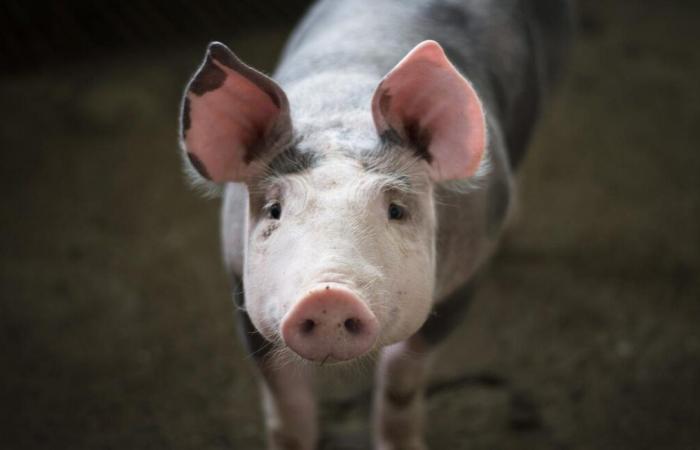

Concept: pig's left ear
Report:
left=180, top=42, right=291, bottom=182
left=371, top=40, right=486, bottom=181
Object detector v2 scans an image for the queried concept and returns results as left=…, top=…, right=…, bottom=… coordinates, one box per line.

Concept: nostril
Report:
left=281, top=287, right=380, bottom=362
left=301, top=319, right=315, bottom=335
left=344, top=318, right=362, bottom=335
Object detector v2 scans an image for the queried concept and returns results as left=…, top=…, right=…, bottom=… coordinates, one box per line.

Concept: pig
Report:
left=178, top=0, right=572, bottom=448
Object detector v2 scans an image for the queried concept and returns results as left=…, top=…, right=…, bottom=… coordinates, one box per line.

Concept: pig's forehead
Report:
left=306, top=156, right=364, bottom=181
left=295, top=118, right=379, bottom=155
left=280, top=153, right=420, bottom=198
left=284, top=155, right=370, bottom=190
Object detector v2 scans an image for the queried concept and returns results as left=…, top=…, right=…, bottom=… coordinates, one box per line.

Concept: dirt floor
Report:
left=1, top=1, right=699, bottom=449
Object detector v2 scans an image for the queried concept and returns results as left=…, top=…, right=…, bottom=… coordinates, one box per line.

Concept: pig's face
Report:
left=244, top=151, right=437, bottom=362
left=180, top=41, right=486, bottom=363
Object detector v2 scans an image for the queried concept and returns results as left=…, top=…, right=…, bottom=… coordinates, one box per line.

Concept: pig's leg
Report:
left=233, top=277, right=318, bottom=450
left=258, top=360, right=317, bottom=450
left=373, top=282, right=476, bottom=449
left=374, top=336, right=433, bottom=450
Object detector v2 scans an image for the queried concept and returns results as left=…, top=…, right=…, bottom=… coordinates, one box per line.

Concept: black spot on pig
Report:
left=386, top=389, right=417, bottom=408
left=439, top=42, right=470, bottom=73
left=525, top=0, right=573, bottom=86
left=267, top=147, right=320, bottom=175
left=187, top=152, right=211, bottom=180
left=486, top=179, right=510, bottom=237
left=426, top=3, right=471, bottom=30
left=503, top=19, right=540, bottom=169
left=487, top=68, right=508, bottom=118
left=188, top=54, right=226, bottom=96
left=532, top=0, right=573, bottom=35
left=180, top=97, right=191, bottom=138
left=418, top=281, right=476, bottom=346
left=208, top=43, right=236, bottom=69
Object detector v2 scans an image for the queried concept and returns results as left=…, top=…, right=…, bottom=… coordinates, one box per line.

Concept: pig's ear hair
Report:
left=371, top=40, right=486, bottom=181
left=179, top=41, right=292, bottom=184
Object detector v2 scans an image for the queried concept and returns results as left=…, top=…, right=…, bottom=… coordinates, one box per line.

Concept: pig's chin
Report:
left=284, top=346, right=381, bottom=367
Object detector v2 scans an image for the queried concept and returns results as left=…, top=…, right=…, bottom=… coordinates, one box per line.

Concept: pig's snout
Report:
left=281, top=287, right=379, bottom=363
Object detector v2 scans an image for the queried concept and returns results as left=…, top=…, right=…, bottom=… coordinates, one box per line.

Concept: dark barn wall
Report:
left=1, top=1, right=699, bottom=449
left=1, top=1, right=313, bottom=74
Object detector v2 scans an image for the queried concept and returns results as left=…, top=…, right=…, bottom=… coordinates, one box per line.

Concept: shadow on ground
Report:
left=1, top=1, right=699, bottom=449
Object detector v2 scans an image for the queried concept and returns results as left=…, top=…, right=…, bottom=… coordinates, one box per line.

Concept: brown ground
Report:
left=1, top=2, right=699, bottom=449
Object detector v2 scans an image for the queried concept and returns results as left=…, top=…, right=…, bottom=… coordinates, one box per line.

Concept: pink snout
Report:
left=281, top=287, right=379, bottom=362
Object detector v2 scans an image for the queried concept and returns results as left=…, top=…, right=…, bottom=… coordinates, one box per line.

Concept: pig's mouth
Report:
left=279, top=283, right=380, bottom=364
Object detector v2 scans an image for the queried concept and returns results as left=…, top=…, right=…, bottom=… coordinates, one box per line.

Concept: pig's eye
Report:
left=267, top=202, right=282, bottom=220
left=388, top=202, right=406, bottom=221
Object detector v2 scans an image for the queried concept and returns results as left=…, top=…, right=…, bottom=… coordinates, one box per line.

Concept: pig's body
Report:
left=223, top=0, right=570, bottom=338
left=181, top=0, right=571, bottom=448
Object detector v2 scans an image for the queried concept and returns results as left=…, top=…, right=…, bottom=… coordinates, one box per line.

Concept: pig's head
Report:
left=179, top=41, right=486, bottom=364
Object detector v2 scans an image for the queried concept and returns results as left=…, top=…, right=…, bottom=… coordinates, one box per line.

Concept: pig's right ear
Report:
left=179, top=42, right=291, bottom=183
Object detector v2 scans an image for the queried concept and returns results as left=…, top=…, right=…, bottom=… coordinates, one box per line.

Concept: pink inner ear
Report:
left=184, top=58, right=282, bottom=182
left=372, top=40, right=486, bottom=181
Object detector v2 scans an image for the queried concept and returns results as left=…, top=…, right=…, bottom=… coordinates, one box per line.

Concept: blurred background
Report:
left=1, top=1, right=698, bottom=449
